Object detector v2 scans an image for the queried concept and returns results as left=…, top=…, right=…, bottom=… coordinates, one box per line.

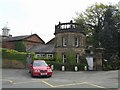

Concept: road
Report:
left=1, top=69, right=119, bottom=89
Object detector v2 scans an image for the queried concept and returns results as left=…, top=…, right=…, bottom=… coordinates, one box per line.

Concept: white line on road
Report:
left=13, top=80, right=42, bottom=85
left=53, top=82, right=87, bottom=87
left=42, top=80, right=54, bottom=87
left=85, top=82, right=105, bottom=88
left=0, top=79, right=13, bottom=83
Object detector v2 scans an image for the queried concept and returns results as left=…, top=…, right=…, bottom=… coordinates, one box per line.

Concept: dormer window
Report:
left=63, top=37, right=67, bottom=47
left=75, top=37, right=79, bottom=47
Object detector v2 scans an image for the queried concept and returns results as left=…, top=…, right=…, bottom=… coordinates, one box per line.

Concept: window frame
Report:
left=62, top=37, right=67, bottom=47
left=74, top=37, right=79, bottom=47
left=62, top=54, right=66, bottom=63
left=76, top=54, right=79, bottom=63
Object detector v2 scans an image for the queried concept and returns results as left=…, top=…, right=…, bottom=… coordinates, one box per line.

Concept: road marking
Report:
left=53, top=82, right=87, bottom=87
left=13, top=80, right=42, bottom=85
left=31, top=79, right=49, bottom=81
left=41, top=81, right=106, bottom=88
left=42, top=80, right=54, bottom=87
left=0, top=79, right=13, bottom=83
left=85, top=82, right=105, bottom=88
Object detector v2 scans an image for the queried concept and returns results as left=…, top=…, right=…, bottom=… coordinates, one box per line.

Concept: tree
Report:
left=75, top=3, right=108, bottom=48
left=15, top=41, right=26, bottom=52
left=74, top=3, right=120, bottom=57
left=74, top=3, right=120, bottom=69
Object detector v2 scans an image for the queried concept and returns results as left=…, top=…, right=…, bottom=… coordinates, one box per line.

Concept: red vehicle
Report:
left=29, top=60, right=52, bottom=77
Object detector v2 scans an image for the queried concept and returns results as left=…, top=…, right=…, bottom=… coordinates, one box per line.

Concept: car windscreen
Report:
left=33, top=61, right=48, bottom=67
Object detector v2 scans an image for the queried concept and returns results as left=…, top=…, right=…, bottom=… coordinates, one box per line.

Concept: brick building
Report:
left=29, top=20, right=86, bottom=64
left=2, top=26, right=45, bottom=51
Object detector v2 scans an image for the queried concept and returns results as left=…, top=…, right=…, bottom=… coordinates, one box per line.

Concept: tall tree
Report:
left=74, top=3, right=120, bottom=60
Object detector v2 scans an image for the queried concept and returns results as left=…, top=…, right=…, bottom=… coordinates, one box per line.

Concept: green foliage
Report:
left=54, top=53, right=63, bottom=63
left=15, top=41, right=26, bottom=52
left=2, top=48, right=27, bottom=65
left=66, top=50, right=76, bottom=64
left=46, top=61, right=87, bottom=71
left=46, top=61, right=62, bottom=70
left=74, top=3, right=120, bottom=62
left=33, top=57, right=55, bottom=61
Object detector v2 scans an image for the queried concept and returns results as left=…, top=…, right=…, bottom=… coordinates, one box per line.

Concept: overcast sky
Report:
left=0, top=0, right=119, bottom=43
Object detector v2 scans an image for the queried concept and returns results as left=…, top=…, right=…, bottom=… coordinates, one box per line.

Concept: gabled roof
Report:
left=28, top=44, right=55, bottom=53
left=3, top=34, right=45, bottom=44
left=46, top=38, right=55, bottom=44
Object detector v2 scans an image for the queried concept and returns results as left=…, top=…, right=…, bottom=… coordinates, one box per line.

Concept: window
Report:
left=40, top=54, right=45, bottom=57
left=76, top=54, right=79, bottom=63
left=74, top=37, right=79, bottom=47
left=63, top=37, right=67, bottom=47
left=63, top=54, right=66, bottom=63
left=47, top=54, right=53, bottom=58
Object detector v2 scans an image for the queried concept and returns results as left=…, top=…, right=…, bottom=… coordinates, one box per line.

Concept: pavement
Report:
left=1, top=69, right=119, bottom=89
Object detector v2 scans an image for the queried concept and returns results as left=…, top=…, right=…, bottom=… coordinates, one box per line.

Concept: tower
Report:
left=54, top=20, right=86, bottom=64
left=2, top=22, right=10, bottom=39
left=2, top=26, right=10, bottom=37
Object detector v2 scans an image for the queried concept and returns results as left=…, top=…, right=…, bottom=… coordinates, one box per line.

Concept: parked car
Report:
left=29, top=60, right=52, bottom=77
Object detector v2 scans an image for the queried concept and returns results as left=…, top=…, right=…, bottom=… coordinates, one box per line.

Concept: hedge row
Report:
left=1, top=48, right=34, bottom=67
left=46, top=61, right=88, bottom=71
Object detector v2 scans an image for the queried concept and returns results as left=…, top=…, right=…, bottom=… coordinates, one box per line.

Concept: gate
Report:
left=26, top=54, right=32, bottom=69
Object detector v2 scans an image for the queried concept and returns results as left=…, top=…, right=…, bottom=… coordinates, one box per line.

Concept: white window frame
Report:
left=63, top=37, right=67, bottom=47
left=36, top=54, right=45, bottom=58
left=47, top=54, right=53, bottom=58
left=75, top=37, right=79, bottom=47
left=63, top=54, right=66, bottom=63
left=76, top=54, right=79, bottom=63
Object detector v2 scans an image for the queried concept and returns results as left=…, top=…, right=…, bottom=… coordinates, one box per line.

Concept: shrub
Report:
left=2, top=59, right=25, bottom=69
left=1, top=48, right=35, bottom=68
left=33, top=57, right=55, bottom=61
left=15, top=41, right=26, bottom=52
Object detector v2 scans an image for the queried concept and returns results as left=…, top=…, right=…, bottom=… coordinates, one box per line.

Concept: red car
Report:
left=29, top=60, right=52, bottom=77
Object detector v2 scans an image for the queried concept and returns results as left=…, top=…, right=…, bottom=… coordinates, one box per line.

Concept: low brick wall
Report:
left=2, top=59, right=25, bottom=69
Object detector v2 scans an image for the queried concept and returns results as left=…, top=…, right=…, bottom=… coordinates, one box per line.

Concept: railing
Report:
left=55, top=20, right=80, bottom=30
left=54, top=20, right=84, bottom=34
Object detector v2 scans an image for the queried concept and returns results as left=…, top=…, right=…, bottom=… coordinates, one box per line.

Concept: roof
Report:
left=28, top=44, right=55, bottom=53
left=4, top=35, right=30, bottom=41
left=3, top=34, right=45, bottom=43
left=46, top=38, right=55, bottom=44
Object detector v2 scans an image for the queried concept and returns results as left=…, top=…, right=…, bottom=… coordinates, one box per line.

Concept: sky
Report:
left=0, top=0, right=120, bottom=43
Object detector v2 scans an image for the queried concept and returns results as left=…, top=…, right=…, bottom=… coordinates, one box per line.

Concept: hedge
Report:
left=46, top=61, right=88, bottom=71
left=1, top=48, right=34, bottom=67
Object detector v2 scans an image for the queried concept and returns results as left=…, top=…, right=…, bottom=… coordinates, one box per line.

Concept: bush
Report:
left=33, top=57, right=55, bottom=61
left=2, top=48, right=27, bottom=65
left=15, top=41, right=26, bottom=52
left=1, top=48, right=35, bottom=68
left=46, top=61, right=87, bottom=71
left=2, top=59, right=25, bottom=69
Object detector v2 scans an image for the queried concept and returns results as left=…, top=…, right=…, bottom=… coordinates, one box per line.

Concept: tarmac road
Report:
left=1, top=69, right=119, bottom=89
